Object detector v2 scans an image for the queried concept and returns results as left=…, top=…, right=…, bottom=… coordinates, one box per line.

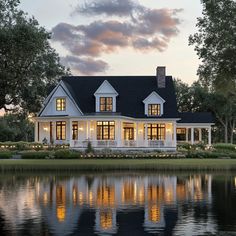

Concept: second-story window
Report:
left=100, top=97, right=113, bottom=112
left=56, top=98, right=66, bottom=111
left=148, top=104, right=160, bottom=116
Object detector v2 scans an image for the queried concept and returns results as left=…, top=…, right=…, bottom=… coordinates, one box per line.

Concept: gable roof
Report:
left=143, top=91, right=165, bottom=103
left=94, top=80, right=118, bottom=95
left=61, top=76, right=179, bottom=119
left=178, top=112, right=214, bottom=124
left=38, top=81, right=83, bottom=116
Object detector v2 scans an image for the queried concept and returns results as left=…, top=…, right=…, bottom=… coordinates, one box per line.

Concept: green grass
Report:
left=1, top=159, right=236, bottom=171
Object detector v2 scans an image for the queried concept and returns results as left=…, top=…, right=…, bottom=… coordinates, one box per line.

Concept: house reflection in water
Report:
left=56, top=185, right=66, bottom=222
left=94, top=182, right=117, bottom=234
left=1, top=174, right=212, bottom=235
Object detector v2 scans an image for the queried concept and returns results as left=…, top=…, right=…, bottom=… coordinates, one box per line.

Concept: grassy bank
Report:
left=1, top=159, right=236, bottom=171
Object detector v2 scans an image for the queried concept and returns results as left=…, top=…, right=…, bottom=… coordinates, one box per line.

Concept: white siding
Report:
left=94, top=80, right=118, bottom=112
left=40, top=86, right=82, bottom=117
left=143, top=92, right=165, bottom=116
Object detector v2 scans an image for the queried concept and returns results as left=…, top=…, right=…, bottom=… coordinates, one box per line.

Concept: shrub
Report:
left=185, top=150, right=227, bottom=159
left=21, top=151, right=51, bottom=159
left=0, top=141, right=43, bottom=151
left=0, top=151, right=12, bottom=159
left=54, top=150, right=71, bottom=159
left=213, top=143, right=236, bottom=151
left=85, top=141, right=94, bottom=154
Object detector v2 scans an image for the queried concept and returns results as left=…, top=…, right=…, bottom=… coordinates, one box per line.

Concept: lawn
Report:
left=1, top=159, right=236, bottom=171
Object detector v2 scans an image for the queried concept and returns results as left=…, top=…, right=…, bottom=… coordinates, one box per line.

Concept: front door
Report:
left=124, top=127, right=134, bottom=140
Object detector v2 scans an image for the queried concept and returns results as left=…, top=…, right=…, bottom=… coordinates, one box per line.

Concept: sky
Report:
left=18, top=0, right=203, bottom=84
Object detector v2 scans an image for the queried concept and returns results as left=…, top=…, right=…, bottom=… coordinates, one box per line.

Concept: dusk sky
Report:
left=20, top=0, right=203, bottom=84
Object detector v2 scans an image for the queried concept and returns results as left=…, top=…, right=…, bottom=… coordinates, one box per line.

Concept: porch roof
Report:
left=178, top=112, right=214, bottom=124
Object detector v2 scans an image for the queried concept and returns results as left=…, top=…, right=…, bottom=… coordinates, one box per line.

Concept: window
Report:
left=72, top=121, right=78, bottom=140
left=56, top=98, right=66, bottom=111
left=147, top=124, right=165, bottom=140
left=97, top=121, right=115, bottom=140
left=100, top=97, right=113, bottom=112
left=124, top=128, right=134, bottom=140
left=148, top=104, right=161, bottom=116
left=56, top=121, right=66, bottom=140
left=177, top=128, right=186, bottom=141
left=123, top=123, right=134, bottom=140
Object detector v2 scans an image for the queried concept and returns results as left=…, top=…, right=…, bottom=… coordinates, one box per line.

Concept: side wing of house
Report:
left=39, top=81, right=82, bottom=117
left=35, top=81, right=83, bottom=144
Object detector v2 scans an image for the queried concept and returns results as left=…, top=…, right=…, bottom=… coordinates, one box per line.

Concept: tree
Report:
left=0, top=0, right=68, bottom=113
left=189, top=0, right=236, bottom=143
left=0, top=113, right=34, bottom=142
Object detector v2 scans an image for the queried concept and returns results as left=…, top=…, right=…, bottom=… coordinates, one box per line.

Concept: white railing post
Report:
left=173, top=122, right=177, bottom=147
left=208, top=127, right=212, bottom=146
left=191, top=127, right=194, bottom=145
left=144, top=123, right=148, bottom=147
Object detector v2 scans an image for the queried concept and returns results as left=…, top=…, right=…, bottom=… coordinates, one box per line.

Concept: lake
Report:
left=0, top=172, right=236, bottom=235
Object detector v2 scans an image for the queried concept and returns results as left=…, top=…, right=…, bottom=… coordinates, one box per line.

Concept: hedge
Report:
left=0, top=151, right=12, bottom=159
left=21, top=151, right=51, bottom=159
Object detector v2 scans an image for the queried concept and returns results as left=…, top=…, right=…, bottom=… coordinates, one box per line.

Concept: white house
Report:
left=35, top=66, right=214, bottom=151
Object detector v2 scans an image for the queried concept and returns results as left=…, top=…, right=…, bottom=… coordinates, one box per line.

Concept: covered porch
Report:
left=176, top=125, right=212, bottom=145
left=35, top=118, right=177, bottom=150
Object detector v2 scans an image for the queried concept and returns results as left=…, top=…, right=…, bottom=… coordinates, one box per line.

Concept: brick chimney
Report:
left=156, top=66, right=166, bottom=88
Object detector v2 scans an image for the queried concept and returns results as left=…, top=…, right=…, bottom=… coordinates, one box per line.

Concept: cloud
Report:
left=60, top=56, right=109, bottom=75
left=73, top=0, right=141, bottom=17
left=52, top=0, right=182, bottom=75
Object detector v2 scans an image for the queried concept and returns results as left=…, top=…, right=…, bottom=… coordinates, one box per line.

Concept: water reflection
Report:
left=0, top=173, right=236, bottom=235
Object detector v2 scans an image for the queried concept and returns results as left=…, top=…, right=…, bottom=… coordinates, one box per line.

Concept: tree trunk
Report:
left=224, top=118, right=228, bottom=143
left=229, top=119, right=235, bottom=144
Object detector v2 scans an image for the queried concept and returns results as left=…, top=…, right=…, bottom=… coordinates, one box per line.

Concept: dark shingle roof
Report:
left=62, top=76, right=179, bottom=119
left=178, top=112, right=214, bottom=124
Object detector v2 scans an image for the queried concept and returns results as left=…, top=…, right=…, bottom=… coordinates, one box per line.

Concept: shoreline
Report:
left=1, top=159, right=236, bottom=171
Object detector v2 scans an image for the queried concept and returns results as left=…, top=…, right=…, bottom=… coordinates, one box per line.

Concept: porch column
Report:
left=208, top=127, right=212, bottom=146
left=136, top=122, right=139, bottom=146
left=173, top=122, right=177, bottom=147
left=86, top=121, right=91, bottom=140
left=52, top=121, right=56, bottom=144
left=116, top=120, right=121, bottom=147
left=144, top=123, right=148, bottom=147
left=199, top=128, right=202, bottom=142
left=191, top=127, right=194, bottom=145
left=35, top=121, right=39, bottom=142
left=68, top=119, right=73, bottom=147
left=186, top=128, right=188, bottom=142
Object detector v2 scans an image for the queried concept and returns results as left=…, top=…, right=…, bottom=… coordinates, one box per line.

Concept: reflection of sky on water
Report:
left=0, top=173, right=233, bottom=235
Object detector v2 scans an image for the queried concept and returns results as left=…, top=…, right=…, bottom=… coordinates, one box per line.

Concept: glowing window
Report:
left=148, top=104, right=160, bottom=116
left=100, top=97, right=113, bottom=112
left=97, top=121, right=115, bottom=140
left=56, top=98, right=66, bottom=111
left=56, top=121, right=66, bottom=140
left=147, top=124, right=165, bottom=140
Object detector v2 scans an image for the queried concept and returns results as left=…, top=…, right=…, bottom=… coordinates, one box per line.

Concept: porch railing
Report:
left=123, top=140, right=137, bottom=147
left=72, top=139, right=173, bottom=148
left=148, top=140, right=165, bottom=147
left=73, top=140, right=117, bottom=148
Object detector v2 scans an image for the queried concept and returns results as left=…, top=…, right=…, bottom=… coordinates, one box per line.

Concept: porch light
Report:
left=79, top=127, right=83, bottom=131
left=43, top=127, right=48, bottom=131
left=139, top=129, right=143, bottom=133
left=166, top=128, right=171, bottom=133
left=90, top=128, right=94, bottom=131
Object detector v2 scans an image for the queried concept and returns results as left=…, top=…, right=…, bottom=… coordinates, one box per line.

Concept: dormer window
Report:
left=56, top=98, right=66, bottom=111
left=143, top=92, right=165, bottom=116
left=148, top=104, right=160, bottom=116
left=94, top=80, right=118, bottom=113
left=100, top=97, right=113, bottom=112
